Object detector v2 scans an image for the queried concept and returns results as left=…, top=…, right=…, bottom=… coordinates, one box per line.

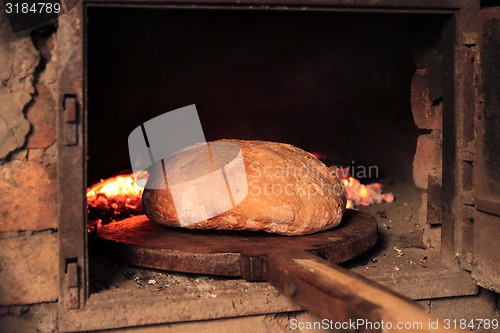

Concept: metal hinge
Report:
left=63, top=261, right=80, bottom=309
left=63, top=95, right=78, bottom=146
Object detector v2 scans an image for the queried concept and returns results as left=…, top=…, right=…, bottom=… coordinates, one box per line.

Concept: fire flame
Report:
left=329, top=166, right=394, bottom=209
left=341, top=176, right=394, bottom=209
left=86, top=172, right=145, bottom=231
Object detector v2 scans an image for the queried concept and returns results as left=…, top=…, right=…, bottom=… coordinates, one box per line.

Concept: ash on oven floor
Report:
left=89, top=256, right=242, bottom=297
left=345, top=178, right=440, bottom=270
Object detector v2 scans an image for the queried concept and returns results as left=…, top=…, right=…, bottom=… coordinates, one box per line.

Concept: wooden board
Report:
left=97, top=209, right=377, bottom=279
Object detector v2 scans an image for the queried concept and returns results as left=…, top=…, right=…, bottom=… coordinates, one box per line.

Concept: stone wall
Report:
left=411, top=45, right=444, bottom=249
left=0, top=11, right=59, bottom=332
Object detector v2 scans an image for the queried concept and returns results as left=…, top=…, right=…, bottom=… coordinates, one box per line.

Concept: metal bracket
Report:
left=62, top=261, right=80, bottom=309
left=240, top=254, right=267, bottom=282
left=63, top=95, right=78, bottom=146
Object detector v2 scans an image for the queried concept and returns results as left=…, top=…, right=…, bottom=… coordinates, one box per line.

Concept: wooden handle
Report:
left=265, top=249, right=463, bottom=333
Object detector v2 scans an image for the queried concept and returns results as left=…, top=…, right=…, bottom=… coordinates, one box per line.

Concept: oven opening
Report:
left=86, top=7, right=447, bottom=305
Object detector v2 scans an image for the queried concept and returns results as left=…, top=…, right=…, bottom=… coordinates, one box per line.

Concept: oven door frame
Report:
left=57, top=0, right=478, bottom=331
left=471, top=7, right=500, bottom=293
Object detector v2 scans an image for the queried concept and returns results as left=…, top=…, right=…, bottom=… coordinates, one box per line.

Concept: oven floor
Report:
left=347, top=177, right=434, bottom=272
left=357, top=177, right=425, bottom=248
left=89, top=258, right=283, bottom=305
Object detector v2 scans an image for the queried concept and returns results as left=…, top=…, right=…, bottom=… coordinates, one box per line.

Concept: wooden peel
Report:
left=97, top=210, right=462, bottom=333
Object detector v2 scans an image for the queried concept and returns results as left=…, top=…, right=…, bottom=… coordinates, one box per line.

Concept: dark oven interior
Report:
left=88, top=9, right=442, bottom=184
left=85, top=7, right=451, bottom=297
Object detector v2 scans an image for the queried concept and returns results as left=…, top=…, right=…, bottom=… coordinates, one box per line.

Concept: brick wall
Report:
left=0, top=10, right=59, bottom=319
left=411, top=49, right=444, bottom=249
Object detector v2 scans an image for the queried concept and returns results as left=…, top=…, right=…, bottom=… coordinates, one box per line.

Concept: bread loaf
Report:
left=142, top=139, right=346, bottom=235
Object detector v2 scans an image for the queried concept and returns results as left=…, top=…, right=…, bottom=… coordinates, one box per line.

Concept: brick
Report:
left=43, top=143, right=57, bottom=166
left=0, top=303, right=57, bottom=333
left=411, top=69, right=442, bottom=130
left=419, top=193, right=428, bottom=227
left=0, top=91, right=32, bottom=160
left=10, top=149, right=28, bottom=161
left=0, top=316, right=38, bottom=333
left=0, top=233, right=58, bottom=305
left=27, top=149, right=45, bottom=161
left=26, top=83, right=56, bottom=149
left=27, top=146, right=57, bottom=167
left=413, top=132, right=442, bottom=189
left=0, top=160, right=57, bottom=231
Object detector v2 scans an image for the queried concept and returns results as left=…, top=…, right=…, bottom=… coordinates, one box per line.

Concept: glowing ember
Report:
left=341, top=176, right=394, bottom=209
left=86, top=172, right=146, bottom=231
